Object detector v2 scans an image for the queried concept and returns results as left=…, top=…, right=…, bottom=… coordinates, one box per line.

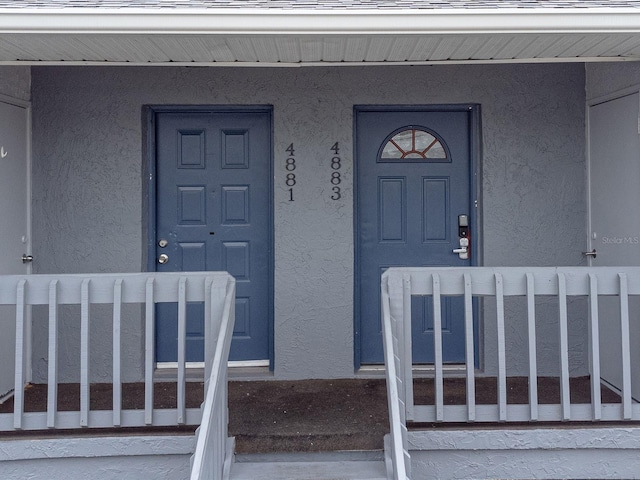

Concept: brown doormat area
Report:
left=0, top=376, right=624, bottom=454
left=0, top=382, right=206, bottom=412
left=413, top=375, right=622, bottom=405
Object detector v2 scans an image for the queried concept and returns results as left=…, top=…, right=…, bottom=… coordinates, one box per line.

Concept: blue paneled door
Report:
left=154, top=109, right=272, bottom=363
left=356, top=107, right=474, bottom=364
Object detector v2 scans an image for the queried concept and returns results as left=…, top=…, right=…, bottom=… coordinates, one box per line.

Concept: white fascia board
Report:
left=1, top=7, right=640, bottom=36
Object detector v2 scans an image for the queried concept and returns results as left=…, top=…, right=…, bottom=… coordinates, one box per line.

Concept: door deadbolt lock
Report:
left=158, top=253, right=169, bottom=264
left=452, top=214, right=470, bottom=260
left=158, top=239, right=168, bottom=248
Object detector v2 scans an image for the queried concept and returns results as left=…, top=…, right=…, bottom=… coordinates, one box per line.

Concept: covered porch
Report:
left=1, top=2, right=640, bottom=479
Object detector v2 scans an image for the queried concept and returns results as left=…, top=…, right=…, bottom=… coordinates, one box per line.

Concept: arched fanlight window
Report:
left=379, top=128, right=448, bottom=162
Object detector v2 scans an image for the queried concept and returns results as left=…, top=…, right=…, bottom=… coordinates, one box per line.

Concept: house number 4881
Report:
left=285, top=143, right=296, bottom=201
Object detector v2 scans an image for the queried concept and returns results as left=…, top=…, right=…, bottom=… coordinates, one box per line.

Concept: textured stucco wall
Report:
left=0, top=66, right=30, bottom=102
left=0, top=435, right=193, bottom=479
left=30, top=64, right=587, bottom=381
left=586, top=61, right=640, bottom=101
left=409, top=427, right=640, bottom=479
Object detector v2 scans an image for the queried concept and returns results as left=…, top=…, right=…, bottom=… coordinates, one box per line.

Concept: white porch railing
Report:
left=0, top=271, right=236, bottom=431
left=382, top=267, right=640, bottom=429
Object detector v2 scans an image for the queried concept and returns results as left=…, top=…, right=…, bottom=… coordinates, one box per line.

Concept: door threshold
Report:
left=230, top=360, right=270, bottom=368
left=155, top=360, right=271, bottom=381
left=156, top=360, right=269, bottom=370
left=157, top=362, right=205, bottom=370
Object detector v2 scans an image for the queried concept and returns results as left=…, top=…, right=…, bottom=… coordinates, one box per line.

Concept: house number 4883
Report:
left=330, top=142, right=341, bottom=201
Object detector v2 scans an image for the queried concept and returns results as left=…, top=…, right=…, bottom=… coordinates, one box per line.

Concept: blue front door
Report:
left=356, top=106, right=474, bottom=364
left=154, top=108, right=272, bottom=363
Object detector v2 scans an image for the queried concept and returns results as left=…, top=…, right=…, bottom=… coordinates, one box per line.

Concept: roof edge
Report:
left=3, top=56, right=639, bottom=67
left=2, top=8, right=640, bottom=35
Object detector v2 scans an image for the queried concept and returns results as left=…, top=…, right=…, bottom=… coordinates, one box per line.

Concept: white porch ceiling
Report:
left=2, top=6, right=640, bottom=64
left=4, top=32, right=640, bottom=64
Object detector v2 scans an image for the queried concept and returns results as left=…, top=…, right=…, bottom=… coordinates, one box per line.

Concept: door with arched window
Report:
left=355, top=106, right=477, bottom=365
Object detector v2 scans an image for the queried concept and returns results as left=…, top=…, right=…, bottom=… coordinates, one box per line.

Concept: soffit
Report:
left=1, top=4, right=640, bottom=64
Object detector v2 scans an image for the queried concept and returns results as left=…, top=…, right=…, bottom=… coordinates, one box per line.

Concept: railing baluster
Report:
left=463, top=273, right=475, bottom=422
left=433, top=274, right=444, bottom=422
left=618, top=273, right=632, bottom=420
left=144, top=278, right=155, bottom=425
left=47, top=280, right=59, bottom=428
left=402, top=274, right=414, bottom=421
left=526, top=273, right=538, bottom=421
left=495, top=273, right=507, bottom=422
left=558, top=273, right=570, bottom=421
left=13, top=280, right=26, bottom=430
left=177, top=277, right=187, bottom=425
left=113, top=279, right=123, bottom=427
left=80, top=279, right=91, bottom=427
left=588, top=273, right=601, bottom=421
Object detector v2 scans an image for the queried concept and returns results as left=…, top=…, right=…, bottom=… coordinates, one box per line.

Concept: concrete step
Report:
left=229, top=379, right=389, bottom=455
left=229, top=459, right=388, bottom=480
left=229, top=451, right=389, bottom=480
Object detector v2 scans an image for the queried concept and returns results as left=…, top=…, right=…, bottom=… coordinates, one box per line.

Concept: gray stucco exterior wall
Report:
left=587, top=62, right=640, bottom=101
left=0, top=67, right=30, bottom=102
left=0, top=435, right=193, bottom=479
left=29, top=63, right=586, bottom=381
left=408, top=427, right=640, bottom=479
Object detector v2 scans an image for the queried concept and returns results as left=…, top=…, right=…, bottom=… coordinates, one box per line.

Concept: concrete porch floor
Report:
left=0, top=377, right=624, bottom=454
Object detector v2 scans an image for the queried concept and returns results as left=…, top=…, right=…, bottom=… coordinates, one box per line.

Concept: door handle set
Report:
left=453, top=237, right=469, bottom=259
left=157, top=238, right=169, bottom=264
left=453, top=238, right=469, bottom=258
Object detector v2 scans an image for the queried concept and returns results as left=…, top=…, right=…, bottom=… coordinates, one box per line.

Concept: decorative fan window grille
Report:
left=380, top=128, right=448, bottom=162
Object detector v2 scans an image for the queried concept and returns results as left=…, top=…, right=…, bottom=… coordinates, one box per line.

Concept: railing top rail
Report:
left=0, top=271, right=234, bottom=305
left=190, top=276, right=236, bottom=480
left=383, top=266, right=640, bottom=296
left=381, top=275, right=409, bottom=480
